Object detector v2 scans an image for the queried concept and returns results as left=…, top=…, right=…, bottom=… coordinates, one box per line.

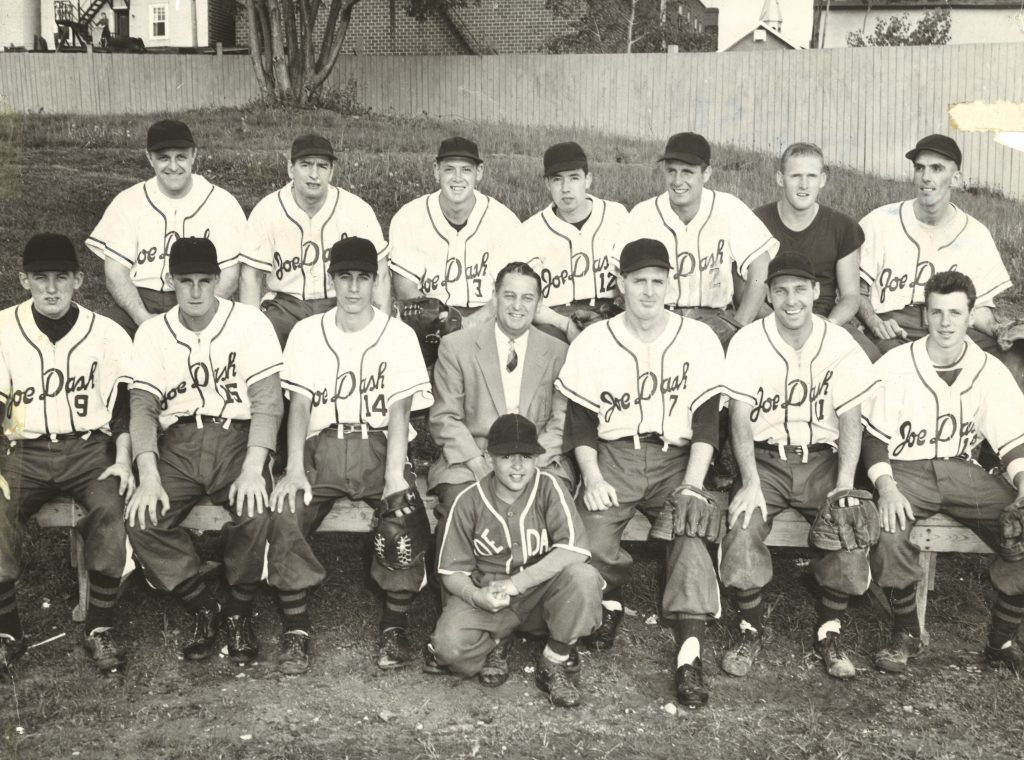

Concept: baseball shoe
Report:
left=377, top=627, right=415, bottom=669
left=479, top=638, right=511, bottom=687
left=422, top=642, right=451, bottom=675
left=814, top=631, right=856, bottom=679
left=82, top=627, right=127, bottom=674
left=224, top=614, right=258, bottom=665
left=583, top=606, right=623, bottom=651
left=874, top=631, right=924, bottom=674
left=564, top=645, right=581, bottom=676
left=0, top=633, right=27, bottom=670
left=721, top=628, right=763, bottom=677
left=182, top=606, right=220, bottom=661
left=675, top=658, right=710, bottom=708
left=985, top=642, right=1024, bottom=675
left=279, top=631, right=311, bottom=675
left=536, top=656, right=581, bottom=708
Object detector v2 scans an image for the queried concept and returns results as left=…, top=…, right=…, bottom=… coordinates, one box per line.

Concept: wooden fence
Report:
left=2, top=44, right=1023, bottom=198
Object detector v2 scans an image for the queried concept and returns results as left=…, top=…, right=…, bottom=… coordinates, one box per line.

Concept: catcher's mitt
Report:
left=995, top=320, right=1024, bottom=352
left=371, top=488, right=431, bottom=571
left=396, top=297, right=463, bottom=365
left=650, top=484, right=722, bottom=543
left=810, top=488, right=880, bottom=552
left=568, top=301, right=624, bottom=332
left=998, top=495, right=1024, bottom=562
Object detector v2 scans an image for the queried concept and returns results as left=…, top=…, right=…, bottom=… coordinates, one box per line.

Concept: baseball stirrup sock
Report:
left=734, top=588, right=764, bottom=632
left=84, top=571, right=120, bottom=631
left=674, top=615, right=706, bottom=653
left=173, top=575, right=217, bottom=614
left=382, top=591, right=415, bottom=630
left=989, top=592, right=1024, bottom=649
left=816, top=587, right=849, bottom=628
left=543, top=640, right=571, bottom=663
left=278, top=589, right=310, bottom=633
left=0, top=581, right=22, bottom=639
left=889, top=584, right=920, bottom=636
left=224, top=582, right=259, bottom=617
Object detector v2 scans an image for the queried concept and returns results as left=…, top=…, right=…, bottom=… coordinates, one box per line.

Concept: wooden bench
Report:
left=36, top=486, right=989, bottom=645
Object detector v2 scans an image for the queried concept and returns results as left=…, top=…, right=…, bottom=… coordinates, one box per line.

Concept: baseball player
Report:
left=754, top=142, right=878, bottom=360
left=86, top=119, right=244, bottom=337
left=518, top=142, right=629, bottom=340
left=719, top=252, right=880, bottom=681
left=388, top=137, right=521, bottom=339
left=863, top=270, right=1024, bottom=674
left=555, top=237, right=725, bottom=708
left=240, top=133, right=390, bottom=347
left=426, top=414, right=602, bottom=708
left=0, top=234, right=134, bottom=673
left=124, top=237, right=283, bottom=667
left=268, top=236, right=433, bottom=673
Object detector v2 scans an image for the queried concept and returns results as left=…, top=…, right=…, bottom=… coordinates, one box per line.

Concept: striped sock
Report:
left=381, top=591, right=415, bottom=631
left=889, top=584, right=920, bottom=636
left=816, top=587, right=850, bottom=629
left=172, top=575, right=217, bottom=614
left=278, top=589, right=310, bottom=633
left=84, top=571, right=120, bottom=632
left=989, top=592, right=1024, bottom=649
left=223, top=582, right=259, bottom=617
left=0, top=581, right=22, bottom=639
left=733, top=588, right=764, bottom=633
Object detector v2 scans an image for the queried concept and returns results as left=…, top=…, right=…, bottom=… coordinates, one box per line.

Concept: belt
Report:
left=611, top=433, right=690, bottom=452
left=754, top=440, right=833, bottom=463
left=324, top=422, right=385, bottom=439
left=174, top=414, right=244, bottom=429
left=21, top=430, right=101, bottom=444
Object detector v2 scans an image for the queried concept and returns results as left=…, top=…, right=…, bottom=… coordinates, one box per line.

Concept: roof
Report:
left=720, top=21, right=806, bottom=51
left=819, top=1, right=1022, bottom=8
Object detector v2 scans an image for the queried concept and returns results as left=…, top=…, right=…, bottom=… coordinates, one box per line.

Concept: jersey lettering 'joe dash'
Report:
left=387, top=190, right=521, bottom=308
left=86, top=176, right=245, bottom=292
left=131, top=299, right=282, bottom=429
left=722, top=315, right=879, bottom=447
left=859, top=201, right=1011, bottom=315
left=519, top=197, right=629, bottom=306
left=0, top=303, right=132, bottom=440
left=244, top=184, right=387, bottom=302
left=554, top=312, right=724, bottom=446
left=614, top=190, right=778, bottom=309
left=281, top=307, right=432, bottom=439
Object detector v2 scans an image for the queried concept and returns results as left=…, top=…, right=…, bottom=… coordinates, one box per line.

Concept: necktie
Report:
left=506, top=339, right=518, bottom=373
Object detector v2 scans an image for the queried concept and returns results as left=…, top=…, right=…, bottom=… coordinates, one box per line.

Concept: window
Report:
left=150, top=5, right=167, bottom=39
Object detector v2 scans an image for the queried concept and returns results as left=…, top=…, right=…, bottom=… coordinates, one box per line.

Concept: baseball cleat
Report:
left=583, top=606, right=623, bottom=651
left=721, top=628, right=763, bottom=677
left=377, top=626, right=415, bottom=669
left=478, top=638, right=511, bottom=687
left=536, top=657, right=581, bottom=708
left=874, top=631, right=924, bottom=673
left=422, top=642, right=451, bottom=675
left=0, top=633, right=27, bottom=670
left=814, top=631, right=856, bottom=679
left=984, top=642, right=1024, bottom=675
left=224, top=614, right=259, bottom=665
left=182, top=606, right=220, bottom=661
left=675, top=658, right=710, bottom=708
left=82, top=627, right=127, bottom=674
left=279, top=631, right=311, bottom=675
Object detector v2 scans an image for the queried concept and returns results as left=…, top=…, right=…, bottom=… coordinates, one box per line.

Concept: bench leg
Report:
left=915, top=551, right=936, bottom=647
left=73, top=530, right=88, bottom=624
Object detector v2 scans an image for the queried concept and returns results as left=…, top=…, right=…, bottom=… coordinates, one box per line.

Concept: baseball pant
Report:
left=0, top=435, right=126, bottom=583
left=126, top=421, right=270, bottom=592
left=719, top=447, right=872, bottom=597
left=267, top=429, right=425, bottom=593
left=431, top=563, right=603, bottom=676
left=871, top=458, right=1024, bottom=595
left=106, top=288, right=178, bottom=339
left=580, top=439, right=720, bottom=618
left=261, top=292, right=336, bottom=348
left=668, top=306, right=742, bottom=348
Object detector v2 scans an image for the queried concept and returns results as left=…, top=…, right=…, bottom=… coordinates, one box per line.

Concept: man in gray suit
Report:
left=429, top=261, right=575, bottom=519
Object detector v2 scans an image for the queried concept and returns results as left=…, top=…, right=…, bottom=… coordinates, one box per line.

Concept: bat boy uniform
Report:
left=863, top=271, right=1024, bottom=675
left=125, top=237, right=283, bottom=667
left=428, top=414, right=602, bottom=708
left=719, top=252, right=880, bottom=681
left=86, top=120, right=244, bottom=336
left=0, top=234, right=134, bottom=673
left=269, top=236, right=433, bottom=674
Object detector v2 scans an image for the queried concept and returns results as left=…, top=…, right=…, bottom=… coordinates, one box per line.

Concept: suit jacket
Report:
left=428, top=320, right=571, bottom=490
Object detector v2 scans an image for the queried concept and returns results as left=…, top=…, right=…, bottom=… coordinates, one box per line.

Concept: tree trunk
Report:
left=626, top=0, right=637, bottom=53
left=267, top=0, right=292, bottom=98
left=244, top=0, right=272, bottom=95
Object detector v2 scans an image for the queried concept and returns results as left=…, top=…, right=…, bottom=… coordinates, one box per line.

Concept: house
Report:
left=2, top=0, right=42, bottom=50
left=719, top=0, right=807, bottom=51
left=816, top=0, right=1024, bottom=47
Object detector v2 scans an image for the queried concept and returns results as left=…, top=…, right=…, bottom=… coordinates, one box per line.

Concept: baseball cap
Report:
left=487, top=414, right=545, bottom=457
left=544, top=141, right=588, bottom=176
left=168, top=237, right=220, bottom=275
left=905, top=134, right=962, bottom=168
left=767, top=251, right=817, bottom=283
left=619, top=238, right=670, bottom=274
left=291, top=133, right=337, bottom=162
left=147, top=119, right=195, bottom=152
left=327, top=236, right=378, bottom=276
left=436, top=136, right=482, bottom=164
left=659, top=132, right=711, bottom=166
left=22, top=233, right=79, bottom=272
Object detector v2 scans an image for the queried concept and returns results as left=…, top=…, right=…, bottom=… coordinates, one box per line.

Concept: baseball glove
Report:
left=810, top=488, right=880, bottom=552
left=371, top=488, right=431, bottom=571
left=998, top=495, right=1024, bottom=562
left=995, top=320, right=1024, bottom=352
left=650, top=484, right=722, bottom=543
left=568, top=301, right=624, bottom=331
left=396, top=298, right=464, bottom=365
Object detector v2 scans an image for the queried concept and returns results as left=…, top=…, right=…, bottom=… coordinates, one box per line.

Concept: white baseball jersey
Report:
left=0, top=302, right=132, bottom=440
left=859, top=201, right=1011, bottom=314
left=519, top=197, right=629, bottom=306
left=132, top=299, right=282, bottom=430
left=862, top=337, right=1024, bottom=462
left=281, top=307, right=433, bottom=439
left=86, top=176, right=245, bottom=292
left=387, top=190, right=521, bottom=308
left=723, top=315, right=879, bottom=446
left=615, top=191, right=778, bottom=309
left=243, top=183, right=387, bottom=301
left=555, top=312, right=724, bottom=447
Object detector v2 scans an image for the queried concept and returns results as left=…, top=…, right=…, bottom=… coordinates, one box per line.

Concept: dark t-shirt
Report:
left=754, top=203, right=864, bottom=316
